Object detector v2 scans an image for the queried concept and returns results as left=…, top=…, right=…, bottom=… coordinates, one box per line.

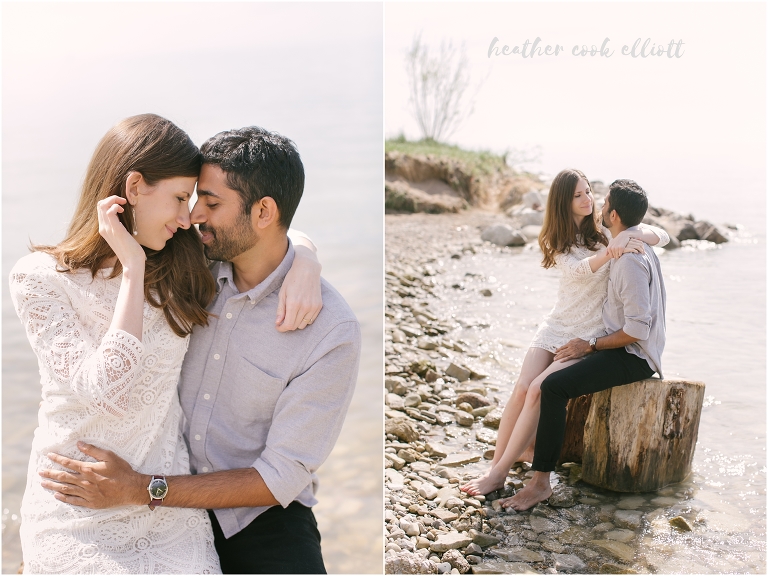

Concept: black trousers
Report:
left=208, top=503, right=326, bottom=574
left=532, top=347, right=655, bottom=472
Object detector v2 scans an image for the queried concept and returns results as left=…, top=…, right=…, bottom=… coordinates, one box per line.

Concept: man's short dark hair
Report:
left=607, top=179, right=648, bottom=227
left=200, top=126, right=304, bottom=228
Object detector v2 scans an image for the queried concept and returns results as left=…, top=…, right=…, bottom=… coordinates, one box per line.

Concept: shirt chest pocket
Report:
left=225, top=356, right=287, bottom=426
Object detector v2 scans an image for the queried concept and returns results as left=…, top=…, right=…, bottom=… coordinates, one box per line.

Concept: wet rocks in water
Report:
left=481, top=224, right=527, bottom=247
left=669, top=515, right=693, bottom=532
left=548, top=486, right=579, bottom=508
left=613, top=510, right=643, bottom=530
left=552, top=553, right=587, bottom=573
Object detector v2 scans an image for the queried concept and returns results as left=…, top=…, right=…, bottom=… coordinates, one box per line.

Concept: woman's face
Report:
left=570, top=178, right=593, bottom=221
left=132, top=176, right=197, bottom=250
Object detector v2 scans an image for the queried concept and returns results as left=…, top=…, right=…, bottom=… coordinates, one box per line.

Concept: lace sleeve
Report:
left=553, top=250, right=595, bottom=280
left=638, top=222, right=670, bottom=248
left=9, top=266, right=144, bottom=418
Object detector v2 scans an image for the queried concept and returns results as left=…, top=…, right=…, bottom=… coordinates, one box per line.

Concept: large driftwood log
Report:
left=558, top=394, right=593, bottom=464
left=581, top=378, right=705, bottom=492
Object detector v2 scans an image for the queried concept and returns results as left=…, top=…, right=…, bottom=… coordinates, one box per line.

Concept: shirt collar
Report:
left=214, top=238, right=295, bottom=303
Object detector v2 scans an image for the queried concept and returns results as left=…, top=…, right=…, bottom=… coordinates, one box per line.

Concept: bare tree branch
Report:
left=405, top=33, right=480, bottom=142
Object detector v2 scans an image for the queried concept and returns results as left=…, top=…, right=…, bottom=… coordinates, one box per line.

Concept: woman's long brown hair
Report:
left=34, top=114, right=215, bottom=336
left=539, top=168, right=608, bottom=269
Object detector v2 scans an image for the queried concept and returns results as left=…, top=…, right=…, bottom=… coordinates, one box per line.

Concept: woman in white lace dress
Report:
left=9, top=115, right=320, bottom=573
left=462, top=168, right=670, bottom=496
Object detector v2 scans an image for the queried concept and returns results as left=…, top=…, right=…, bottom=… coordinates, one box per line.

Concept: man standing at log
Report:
left=501, top=179, right=666, bottom=511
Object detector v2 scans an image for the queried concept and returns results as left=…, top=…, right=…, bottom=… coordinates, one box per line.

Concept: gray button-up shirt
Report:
left=178, top=241, right=361, bottom=538
left=602, top=229, right=667, bottom=377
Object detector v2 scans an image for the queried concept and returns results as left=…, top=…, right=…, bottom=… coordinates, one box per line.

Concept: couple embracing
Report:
left=461, top=169, right=668, bottom=509
left=10, top=114, right=361, bottom=574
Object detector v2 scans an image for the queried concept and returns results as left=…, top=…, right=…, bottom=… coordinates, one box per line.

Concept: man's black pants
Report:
left=532, top=348, right=655, bottom=472
left=209, top=502, right=326, bottom=574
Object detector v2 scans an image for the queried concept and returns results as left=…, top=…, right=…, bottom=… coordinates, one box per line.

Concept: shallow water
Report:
left=422, top=229, right=765, bottom=572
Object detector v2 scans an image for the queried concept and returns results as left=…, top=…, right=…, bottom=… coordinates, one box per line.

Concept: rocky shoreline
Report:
left=384, top=212, right=708, bottom=575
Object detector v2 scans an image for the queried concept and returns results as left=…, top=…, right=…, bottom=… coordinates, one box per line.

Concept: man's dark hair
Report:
left=200, top=126, right=304, bottom=229
left=606, top=179, right=648, bottom=227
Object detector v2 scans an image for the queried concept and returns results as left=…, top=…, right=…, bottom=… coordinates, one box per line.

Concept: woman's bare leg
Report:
left=460, top=347, right=553, bottom=495
left=461, top=356, right=581, bottom=496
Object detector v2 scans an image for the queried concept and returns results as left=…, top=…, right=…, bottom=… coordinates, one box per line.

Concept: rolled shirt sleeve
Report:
left=252, top=320, right=361, bottom=507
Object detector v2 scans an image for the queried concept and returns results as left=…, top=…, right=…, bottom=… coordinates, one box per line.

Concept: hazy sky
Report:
left=385, top=2, right=766, bottom=226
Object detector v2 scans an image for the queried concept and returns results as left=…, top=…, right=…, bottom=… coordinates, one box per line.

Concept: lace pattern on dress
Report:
left=9, top=252, right=220, bottom=574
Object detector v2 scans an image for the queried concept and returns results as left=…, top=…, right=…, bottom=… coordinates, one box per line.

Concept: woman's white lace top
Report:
left=9, top=252, right=220, bottom=574
left=530, top=224, right=669, bottom=352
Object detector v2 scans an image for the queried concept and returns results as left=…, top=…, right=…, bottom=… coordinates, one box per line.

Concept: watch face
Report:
left=148, top=478, right=168, bottom=499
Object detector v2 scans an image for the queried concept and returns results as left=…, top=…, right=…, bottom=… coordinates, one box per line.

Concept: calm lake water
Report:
left=2, top=6, right=384, bottom=571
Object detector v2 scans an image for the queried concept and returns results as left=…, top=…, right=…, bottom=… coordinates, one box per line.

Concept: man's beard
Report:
left=199, top=215, right=258, bottom=262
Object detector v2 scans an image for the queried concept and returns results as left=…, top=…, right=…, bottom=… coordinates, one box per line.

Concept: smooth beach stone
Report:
left=454, top=411, right=475, bottom=427
left=604, top=529, right=636, bottom=543
left=445, top=363, right=471, bottom=382
left=491, top=547, right=545, bottom=563
left=426, top=443, right=451, bottom=458
left=589, top=540, right=635, bottom=563
left=616, top=496, right=646, bottom=510
left=482, top=410, right=503, bottom=429
left=385, top=469, right=406, bottom=491
left=431, top=508, right=459, bottom=523
left=552, top=553, right=588, bottom=573
left=540, top=539, right=565, bottom=553
left=528, top=516, right=557, bottom=533
left=598, top=563, right=639, bottom=574
left=440, top=453, right=481, bottom=467
left=548, top=487, right=579, bottom=508
left=455, top=392, right=491, bottom=408
left=386, top=393, right=405, bottom=410
left=592, top=522, right=615, bottom=533
left=469, top=529, right=500, bottom=547
left=419, top=484, right=439, bottom=500
left=386, top=418, right=421, bottom=443
left=669, top=516, right=694, bottom=531
left=404, top=393, right=422, bottom=407
left=557, top=526, right=592, bottom=545
left=475, top=428, right=498, bottom=445
left=429, top=532, right=473, bottom=552
left=613, top=510, right=643, bottom=530
left=465, top=543, right=483, bottom=555
left=650, top=496, right=681, bottom=506
left=470, top=562, right=539, bottom=574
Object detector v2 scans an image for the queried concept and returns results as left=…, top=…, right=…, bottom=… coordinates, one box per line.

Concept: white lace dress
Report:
left=9, top=252, right=221, bottom=574
left=530, top=225, right=669, bottom=352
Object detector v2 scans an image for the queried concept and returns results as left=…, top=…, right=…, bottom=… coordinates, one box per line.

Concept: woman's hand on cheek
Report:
left=276, top=246, right=323, bottom=332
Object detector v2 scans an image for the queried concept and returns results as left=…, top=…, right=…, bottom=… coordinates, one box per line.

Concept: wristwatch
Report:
left=147, top=475, right=168, bottom=511
left=589, top=337, right=598, bottom=353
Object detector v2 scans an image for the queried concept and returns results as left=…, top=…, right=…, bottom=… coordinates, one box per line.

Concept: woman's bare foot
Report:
left=499, top=472, right=552, bottom=511
left=460, top=467, right=507, bottom=496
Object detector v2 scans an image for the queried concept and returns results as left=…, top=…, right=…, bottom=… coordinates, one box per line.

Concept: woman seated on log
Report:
left=460, top=168, right=669, bottom=497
